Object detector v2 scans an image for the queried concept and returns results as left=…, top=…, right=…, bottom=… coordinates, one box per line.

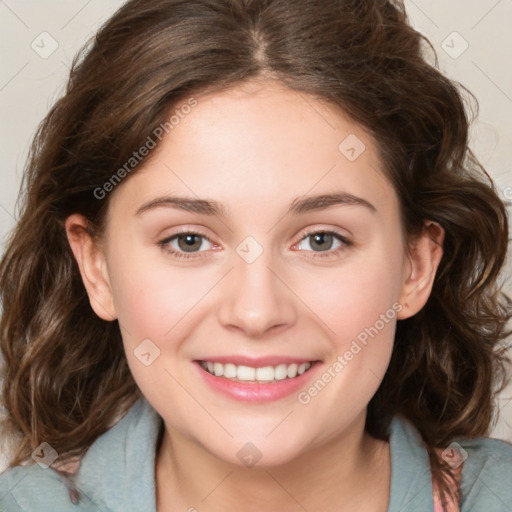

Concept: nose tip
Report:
left=226, top=317, right=289, bottom=338
left=217, top=259, right=297, bottom=338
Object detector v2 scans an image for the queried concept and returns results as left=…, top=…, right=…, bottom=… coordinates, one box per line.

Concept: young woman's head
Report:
left=66, top=76, right=444, bottom=468
left=1, top=0, right=510, bottom=503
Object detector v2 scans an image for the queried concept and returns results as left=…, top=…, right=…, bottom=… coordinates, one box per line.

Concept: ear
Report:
left=64, top=214, right=117, bottom=321
left=397, top=220, right=445, bottom=320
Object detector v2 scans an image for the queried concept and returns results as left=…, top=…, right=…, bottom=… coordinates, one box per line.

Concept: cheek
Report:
left=293, top=249, right=402, bottom=427
left=108, top=248, right=217, bottom=344
left=107, top=251, right=215, bottom=396
left=299, top=241, right=404, bottom=343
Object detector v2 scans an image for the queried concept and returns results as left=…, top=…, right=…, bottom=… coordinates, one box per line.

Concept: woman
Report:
left=1, top=1, right=511, bottom=510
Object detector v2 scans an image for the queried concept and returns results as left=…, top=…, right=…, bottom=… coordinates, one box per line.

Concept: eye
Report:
left=294, top=229, right=352, bottom=259
left=158, top=230, right=215, bottom=260
left=158, top=228, right=352, bottom=261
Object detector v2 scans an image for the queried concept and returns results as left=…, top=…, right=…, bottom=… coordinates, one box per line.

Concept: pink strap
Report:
left=50, top=457, right=82, bottom=505
left=432, top=448, right=463, bottom=512
left=51, top=457, right=81, bottom=474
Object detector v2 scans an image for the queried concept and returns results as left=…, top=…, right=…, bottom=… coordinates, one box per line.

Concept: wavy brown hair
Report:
left=1, top=0, right=511, bottom=506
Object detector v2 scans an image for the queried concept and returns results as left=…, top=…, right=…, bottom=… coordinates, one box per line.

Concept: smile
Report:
left=194, top=358, right=322, bottom=402
left=199, top=360, right=314, bottom=383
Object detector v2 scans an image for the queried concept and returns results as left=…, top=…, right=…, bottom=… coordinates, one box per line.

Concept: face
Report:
left=67, top=79, right=443, bottom=467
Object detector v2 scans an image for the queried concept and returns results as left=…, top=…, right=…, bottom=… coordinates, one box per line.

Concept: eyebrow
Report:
left=135, top=192, right=377, bottom=217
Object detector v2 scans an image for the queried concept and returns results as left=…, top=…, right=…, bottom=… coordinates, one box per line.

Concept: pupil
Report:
left=311, top=233, right=332, bottom=251
left=179, top=234, right=201, bottom=252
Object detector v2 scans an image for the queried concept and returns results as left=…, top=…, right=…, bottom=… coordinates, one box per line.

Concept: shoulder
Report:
left=456, top=435, right=512, bottom=510
left=388, top=415, right=512, bottom=511
left=0, top=463, right=78, bottom=511
left=0, top=396, right=161, bottom=511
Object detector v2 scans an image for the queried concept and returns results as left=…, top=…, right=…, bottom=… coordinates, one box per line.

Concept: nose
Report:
left=217, top=249, right=298, bottom=338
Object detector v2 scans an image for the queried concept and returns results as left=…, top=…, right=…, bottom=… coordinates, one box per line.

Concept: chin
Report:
left=219, top=436, right=305, bottom=469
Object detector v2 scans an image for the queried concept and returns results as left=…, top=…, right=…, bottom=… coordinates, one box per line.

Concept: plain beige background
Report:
left=0, top=0, right=511, bottom=471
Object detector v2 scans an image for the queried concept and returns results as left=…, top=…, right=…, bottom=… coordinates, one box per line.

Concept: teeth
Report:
left=237, top=365, right=256, bottom=380
left=224, top=363, right=237, bottom=378
left=213, top=362, right=224, bottom=377
left=274, top=364, right=288, bottom=380
left=256, top=366, right=274, bottom=381
left=200, top=360, right=313, bottom=382
left=287, top=364, right=298, bottom=378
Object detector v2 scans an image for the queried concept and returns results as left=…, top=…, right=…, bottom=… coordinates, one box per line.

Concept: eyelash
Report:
left=157, top=228, right=352, bottom=260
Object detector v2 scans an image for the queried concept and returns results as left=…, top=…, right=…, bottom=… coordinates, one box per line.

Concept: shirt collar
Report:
left=388, top=413, right=435, bottom=511
left=76, top=396, right=162, bottom=510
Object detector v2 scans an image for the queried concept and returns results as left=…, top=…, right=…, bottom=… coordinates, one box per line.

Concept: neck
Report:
left=155, top=410, right=390, bottom=512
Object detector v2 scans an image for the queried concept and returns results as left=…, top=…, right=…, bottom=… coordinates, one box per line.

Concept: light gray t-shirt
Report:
left=1, top=396, right=511, bottom=511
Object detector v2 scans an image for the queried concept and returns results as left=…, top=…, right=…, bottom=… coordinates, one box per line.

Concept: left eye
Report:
left=294, top=231, right=349, bottom=255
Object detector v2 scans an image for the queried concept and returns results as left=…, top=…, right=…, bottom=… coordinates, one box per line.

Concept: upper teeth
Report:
left=201, top=361, right=313, bottom=382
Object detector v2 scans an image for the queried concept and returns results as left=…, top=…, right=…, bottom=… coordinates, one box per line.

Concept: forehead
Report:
left=107, top=79, right=398, bottom=224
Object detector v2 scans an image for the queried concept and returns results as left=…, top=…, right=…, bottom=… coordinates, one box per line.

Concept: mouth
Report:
left=198, top=360, right=316, bottom=384
left=193, top=358, right=322, bottom=402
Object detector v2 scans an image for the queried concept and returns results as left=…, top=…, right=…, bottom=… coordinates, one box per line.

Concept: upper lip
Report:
left=195, top=356, right=320, bottom=367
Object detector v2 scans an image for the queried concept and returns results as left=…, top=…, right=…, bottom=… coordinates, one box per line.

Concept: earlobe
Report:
left=65, top=214, right=117, bottom=321
left=397, top=221, right=445, bottom=320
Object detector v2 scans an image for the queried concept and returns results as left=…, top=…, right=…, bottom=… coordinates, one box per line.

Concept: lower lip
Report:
left=193, top=361, right=321, bottom=403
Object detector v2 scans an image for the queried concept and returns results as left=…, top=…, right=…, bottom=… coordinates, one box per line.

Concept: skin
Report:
left=66, top=78, right=444, bottom=512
